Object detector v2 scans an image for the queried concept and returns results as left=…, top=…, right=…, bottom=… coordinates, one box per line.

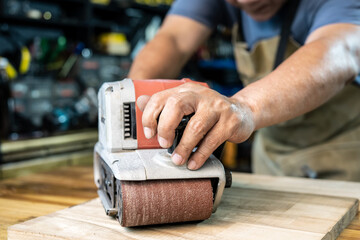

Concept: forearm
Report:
left=231, top=24, right=360, bottom=130
left=137, top=24, right=360, bottom=169
left=128, top=15, right=212, bottom=80
left=128, top=32, right=189, bottom=79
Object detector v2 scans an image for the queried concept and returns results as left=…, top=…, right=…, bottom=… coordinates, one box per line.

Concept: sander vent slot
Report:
left=123, top=102, right=137, bottom=139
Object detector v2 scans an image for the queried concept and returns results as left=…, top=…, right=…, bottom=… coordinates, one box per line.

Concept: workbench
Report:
left=1, top=166, right=359, bottom=239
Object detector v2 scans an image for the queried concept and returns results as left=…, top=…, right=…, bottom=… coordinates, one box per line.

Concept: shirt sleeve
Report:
left=307, top=0, right=360, bottom=34
left=167, top=0, right=227, bottom=30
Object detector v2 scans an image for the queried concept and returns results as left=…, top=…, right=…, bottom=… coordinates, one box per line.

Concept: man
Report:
left=128, top=0, right=360, bottom=181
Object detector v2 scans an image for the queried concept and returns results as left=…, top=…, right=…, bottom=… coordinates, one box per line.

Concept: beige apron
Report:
left=232, top=24, right=360, bottom=181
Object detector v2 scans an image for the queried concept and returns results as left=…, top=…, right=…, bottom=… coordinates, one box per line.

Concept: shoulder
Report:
left=167, top=0, right=236, bottom=29
left=292, top=0, right=360, bottom=44
left=301, top=0, right=360, bottom=29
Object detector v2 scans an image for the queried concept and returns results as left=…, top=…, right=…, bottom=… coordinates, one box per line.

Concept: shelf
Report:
left=23, top=0, right=85, bottom=4
left=92, top=2, right=126, bottom=13
left=130, top=3, right=170, bottom=15
left=1, top=130, right=97, bottom=164
left=0, top=15, right=86, bottom=29
left=91, top=20, right=130, bottom=32
left=92, top=2, right=170, bottom=15
left=0, top=0, right=171, bottom=46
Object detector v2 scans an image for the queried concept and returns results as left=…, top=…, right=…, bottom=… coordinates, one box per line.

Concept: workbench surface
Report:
left=1, top=166, right=359, bottom=239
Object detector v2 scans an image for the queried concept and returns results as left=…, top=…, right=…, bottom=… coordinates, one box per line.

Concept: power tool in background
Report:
left=94, top=78, right=232, bottom=227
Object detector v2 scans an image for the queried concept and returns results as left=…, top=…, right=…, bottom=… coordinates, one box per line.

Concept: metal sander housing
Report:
left=94, top=78, right=230, bottom=227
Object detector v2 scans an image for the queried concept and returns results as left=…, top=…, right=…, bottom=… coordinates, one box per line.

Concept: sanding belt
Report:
left=119, top=179, right=213, bottom=227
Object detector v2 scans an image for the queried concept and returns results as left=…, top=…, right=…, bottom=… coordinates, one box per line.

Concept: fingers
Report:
left=157, top=92, right=196, bottom=148
left=139, top=83, right=251, bottom=171
left=141, top=85, right=200, bottom=146
left=186, top=123, right=227, bottom=170
left=141, top=90, right=172, bottom=139
left=137, top=94, right=155, bottom=139
left=136, top=95, right=151, bottom=112
left=172, top=106, right=219, bottom=166
left=185, top=108, right=248, bottom=170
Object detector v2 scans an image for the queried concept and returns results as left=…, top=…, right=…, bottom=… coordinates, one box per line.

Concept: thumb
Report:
left=136, top=95, right=151, bottom=112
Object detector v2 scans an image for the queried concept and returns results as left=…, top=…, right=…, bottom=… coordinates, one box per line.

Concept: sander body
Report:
left=94, top=78, right=231, bottom=227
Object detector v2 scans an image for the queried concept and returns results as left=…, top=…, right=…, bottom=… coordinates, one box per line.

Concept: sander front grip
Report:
left=119, top=179, right=213, bottom=227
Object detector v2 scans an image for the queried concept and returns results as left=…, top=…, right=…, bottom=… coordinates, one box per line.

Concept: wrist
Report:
left=229, top=93, right=258, bottom=132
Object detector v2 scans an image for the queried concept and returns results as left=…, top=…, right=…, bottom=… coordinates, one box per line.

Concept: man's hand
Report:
left=137, top=82, right=255, bottom=170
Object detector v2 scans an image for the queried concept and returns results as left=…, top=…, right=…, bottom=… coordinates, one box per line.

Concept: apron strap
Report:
left=237, top=0, right=301, bottom=67
left=236, top=10, right=245, bottom=45
left=273, top=0, right=301, bottom=69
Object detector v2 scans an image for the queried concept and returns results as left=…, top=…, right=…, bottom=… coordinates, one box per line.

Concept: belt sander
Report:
left=94, top=78, right=231, bottom=227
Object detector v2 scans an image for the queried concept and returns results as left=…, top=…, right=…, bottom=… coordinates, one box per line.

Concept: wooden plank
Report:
left=2, top=142, right=94, bottom=163
left=0, top=166, right=98, bottom=239
left=7, top=185, right=358, bottom=240
left=1, top=130, right=97, bottom=154
left=2, top=166, right=360, bottom=240
left=232, top=173, right=360, bottom=210
left=1, top=149, right=93, bottom=179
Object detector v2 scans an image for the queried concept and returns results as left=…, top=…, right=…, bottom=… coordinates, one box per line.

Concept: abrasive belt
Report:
left=119, top=179, right=213, bottom=227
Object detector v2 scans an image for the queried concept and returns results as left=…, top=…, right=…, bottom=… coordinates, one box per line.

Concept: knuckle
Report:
left=142, top=111, right=155, bottom=127
left=187, top=119, right=205, bottom=136
left=204, top=136, right=219, bottom=150
left=196, top=148, right=209, bottom=159
left=167, top=95, right=182, bottom=107
left=141, top=118, right=150, bottom=127
left=193, top=148, right=210, bottom=164
left=183, top=82, right=197, bottom=88
left=149, top=92, right=163, bottom=106
left=157, top=124, right=172, bottom=135
left=180, top=82, right=204, bottom=93
left=144, top=120, right=157, bottom=130
left=228, top=114, right=241, bottom=128
left=177, top=142, right=194, bottom=155
left=213, top=97, right=229, bottom=111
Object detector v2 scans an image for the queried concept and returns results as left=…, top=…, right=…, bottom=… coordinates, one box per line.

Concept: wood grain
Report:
left=1, top=166, right=360, bottom=240
left=232, top=173, right=360, bottom=210
left=0, top=166, right=98, bottom=239
left=7, top=180, right=359, bottom=239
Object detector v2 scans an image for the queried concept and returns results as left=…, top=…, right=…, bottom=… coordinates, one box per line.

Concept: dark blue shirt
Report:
left=168, top=0, right=360, bottom=48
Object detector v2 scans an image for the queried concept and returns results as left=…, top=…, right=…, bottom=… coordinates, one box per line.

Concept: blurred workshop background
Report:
left=0, top=0, right=250, bottom=179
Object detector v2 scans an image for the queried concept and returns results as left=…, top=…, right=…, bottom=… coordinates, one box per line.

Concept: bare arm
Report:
left=128, top=15, right=212, bottom=79
left=138, top=23, right=360, bottom=170
left=232, top=23, right=360, bottom=130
